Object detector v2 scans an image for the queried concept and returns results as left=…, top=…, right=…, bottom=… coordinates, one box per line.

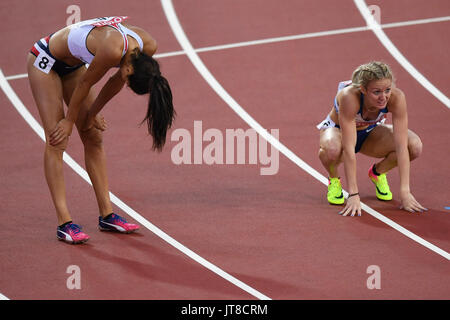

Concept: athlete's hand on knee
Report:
left=339, top=195, right=362, bottom=217
left=93, top=114, right=107, bottom=131
left=50, top=118, right=74, bottom=146
left=82, top=114, right=107, bottom=132
left=399, top=191, right=427, bottom=213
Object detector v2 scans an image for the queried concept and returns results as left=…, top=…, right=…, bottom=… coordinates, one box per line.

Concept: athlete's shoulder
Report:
left=391, top=86, right=405, bottom=99
left=124, top=25, right=158, bottom=56
left=387, top=86, right=407, bottom=113
left=340, top=84, right=360, bottom=96
left=337, top=85, right=360, bottom=111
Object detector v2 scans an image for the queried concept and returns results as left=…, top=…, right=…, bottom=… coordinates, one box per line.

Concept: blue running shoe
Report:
left=99, top=213, right=139, bottom=233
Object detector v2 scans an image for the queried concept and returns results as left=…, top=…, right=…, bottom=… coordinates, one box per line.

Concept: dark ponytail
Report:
left=128, top=50, right=175, bottom=152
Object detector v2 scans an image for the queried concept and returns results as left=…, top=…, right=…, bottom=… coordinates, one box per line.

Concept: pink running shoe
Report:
left=99, top=213, right=139, bottom=233
left=57, top=222, right=90, bottom=244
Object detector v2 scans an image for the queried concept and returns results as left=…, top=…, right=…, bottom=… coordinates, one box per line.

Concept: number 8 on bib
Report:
left=33, top=51, right=56, bottom=74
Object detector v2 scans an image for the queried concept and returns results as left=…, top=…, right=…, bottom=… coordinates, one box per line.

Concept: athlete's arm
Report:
left=82, top=31, right=158, bottom=132
left=49, top=40, right=122, bottom=145
left=143, top=38, right=157, bottom=57
left=82, top=69, right=125, bottom=131
left=338, top=90, right=362, bottom=217
left=390, top=88, right=427, bottom=212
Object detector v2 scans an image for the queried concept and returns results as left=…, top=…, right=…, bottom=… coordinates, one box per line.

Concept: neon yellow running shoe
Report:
left=327, top=177, right=345, bottom=205
left=368, top=164, right=393, bottom=201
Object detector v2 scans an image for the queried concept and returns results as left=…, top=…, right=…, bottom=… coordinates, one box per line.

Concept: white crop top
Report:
left=67, top=16, right=144, bottom=65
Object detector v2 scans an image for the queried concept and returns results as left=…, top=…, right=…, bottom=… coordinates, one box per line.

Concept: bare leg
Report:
left=359, top=124, right=423, bottom=173
left=43, top=139, right=71, bottom=225
left=318, top=127, right=343, bottom=178
left=27, top=54, right=72, bottom=225
left=62, top=68, right=113, bottom=218
left=79, top=125, right=113, bottom=217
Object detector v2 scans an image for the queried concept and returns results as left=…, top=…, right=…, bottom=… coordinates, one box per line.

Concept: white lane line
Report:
left=161, top=0, right=450, bottom=261
left=0, top=69, right=271, bottom=301
left=5, top=15, right=450, bottom=81
left=354, top=0, right=450, bottom=109
left=195, top=15, right=450, bottom=54
left=4, top=50, right=188, bottom=81
left=381, top=15, right=450, bottom=29
left=0, top=293, right=9, bottom=300
left=155, top=50, right=186, bottom=58
left=4, top=73, right=28, bottom=81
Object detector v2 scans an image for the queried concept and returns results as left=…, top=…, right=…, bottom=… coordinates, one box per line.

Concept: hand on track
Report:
left=339, top=195, right=362, bottom=217
left=400, top=192, right=427, bottom=213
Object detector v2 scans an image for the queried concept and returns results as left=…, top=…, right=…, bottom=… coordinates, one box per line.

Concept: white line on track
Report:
left=0, top=293, right=9, bottom=300
left=354, top=0, right=450, bottom=108
left=0, top=69, right=270, bottom=301
left=161, top=0, right=450, bottom=261
left=2, top=6, right=449, bottom=300
left=194, top=15, right=450, bottom=55
left=5, top=15, right=450, bottom=81
left=4, top=73, right=28, bottom=81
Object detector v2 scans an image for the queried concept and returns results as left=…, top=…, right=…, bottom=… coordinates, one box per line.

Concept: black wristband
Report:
left=348, top=193, right=359, bottom=198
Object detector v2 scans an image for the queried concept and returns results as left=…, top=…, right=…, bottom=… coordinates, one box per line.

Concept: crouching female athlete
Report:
left=317, top=61, right=427, bottom=216
left=27, top=16, right=175, bottom=243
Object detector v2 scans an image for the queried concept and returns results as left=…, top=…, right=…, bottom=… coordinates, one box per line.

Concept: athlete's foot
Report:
left=57, top=222, right=90, bottom=244
left=327, top=177, right=345, bottom=205
left=98, top=213, right=139, bottom=233
left=368, top=164, right=393, bottom=201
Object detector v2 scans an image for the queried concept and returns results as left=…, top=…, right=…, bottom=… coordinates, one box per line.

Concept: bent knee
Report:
left=408, top=135, right=423, bottom=160
left=80, top=127, right=103, bottom=147
left=45, top=137, right=69, bottom=153
left=319, top=143, right=342, bottom=162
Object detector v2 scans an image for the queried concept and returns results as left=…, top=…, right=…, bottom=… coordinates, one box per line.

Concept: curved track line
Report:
left=0, top=293, right=9, bottom=300
left=354, top=0, right=450, bottom=109
left=161, top=0, right=450, bottom=261
left=0, top=69, right=270, bottom=301
left=5, top=15, right=450, bottom=82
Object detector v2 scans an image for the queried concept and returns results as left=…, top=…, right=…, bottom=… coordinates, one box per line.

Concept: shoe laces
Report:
left=328, top=178, right=342, bottom=195
left=376, top=173, right=390, bottom=190
left=108, top=214, right=127, bottom=223
left=328, top=178, right=342, bottom=192
left=68, top=223, right=82, bottom=234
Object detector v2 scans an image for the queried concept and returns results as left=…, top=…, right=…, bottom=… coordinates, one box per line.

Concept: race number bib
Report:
left=91, top=16, right=128, bottom=27
left=33, top=50, right=56, bottom=74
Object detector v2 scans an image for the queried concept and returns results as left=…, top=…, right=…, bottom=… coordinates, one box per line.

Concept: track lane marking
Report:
left=354, top=0, right=450, bottom=108
left=2, top=6, right=449, bottom=300
left=161, top=0, right=450, bottom=261
left=0, top=69, right=270, bottom=301
left=5, top=15, right=450, bottom=81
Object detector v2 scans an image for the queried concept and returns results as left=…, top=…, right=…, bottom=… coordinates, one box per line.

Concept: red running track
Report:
left=0, top=0, right=449, bottom=300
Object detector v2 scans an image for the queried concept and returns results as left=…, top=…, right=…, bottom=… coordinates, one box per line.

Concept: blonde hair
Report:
left=351, top=61, right=394, bottom=89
